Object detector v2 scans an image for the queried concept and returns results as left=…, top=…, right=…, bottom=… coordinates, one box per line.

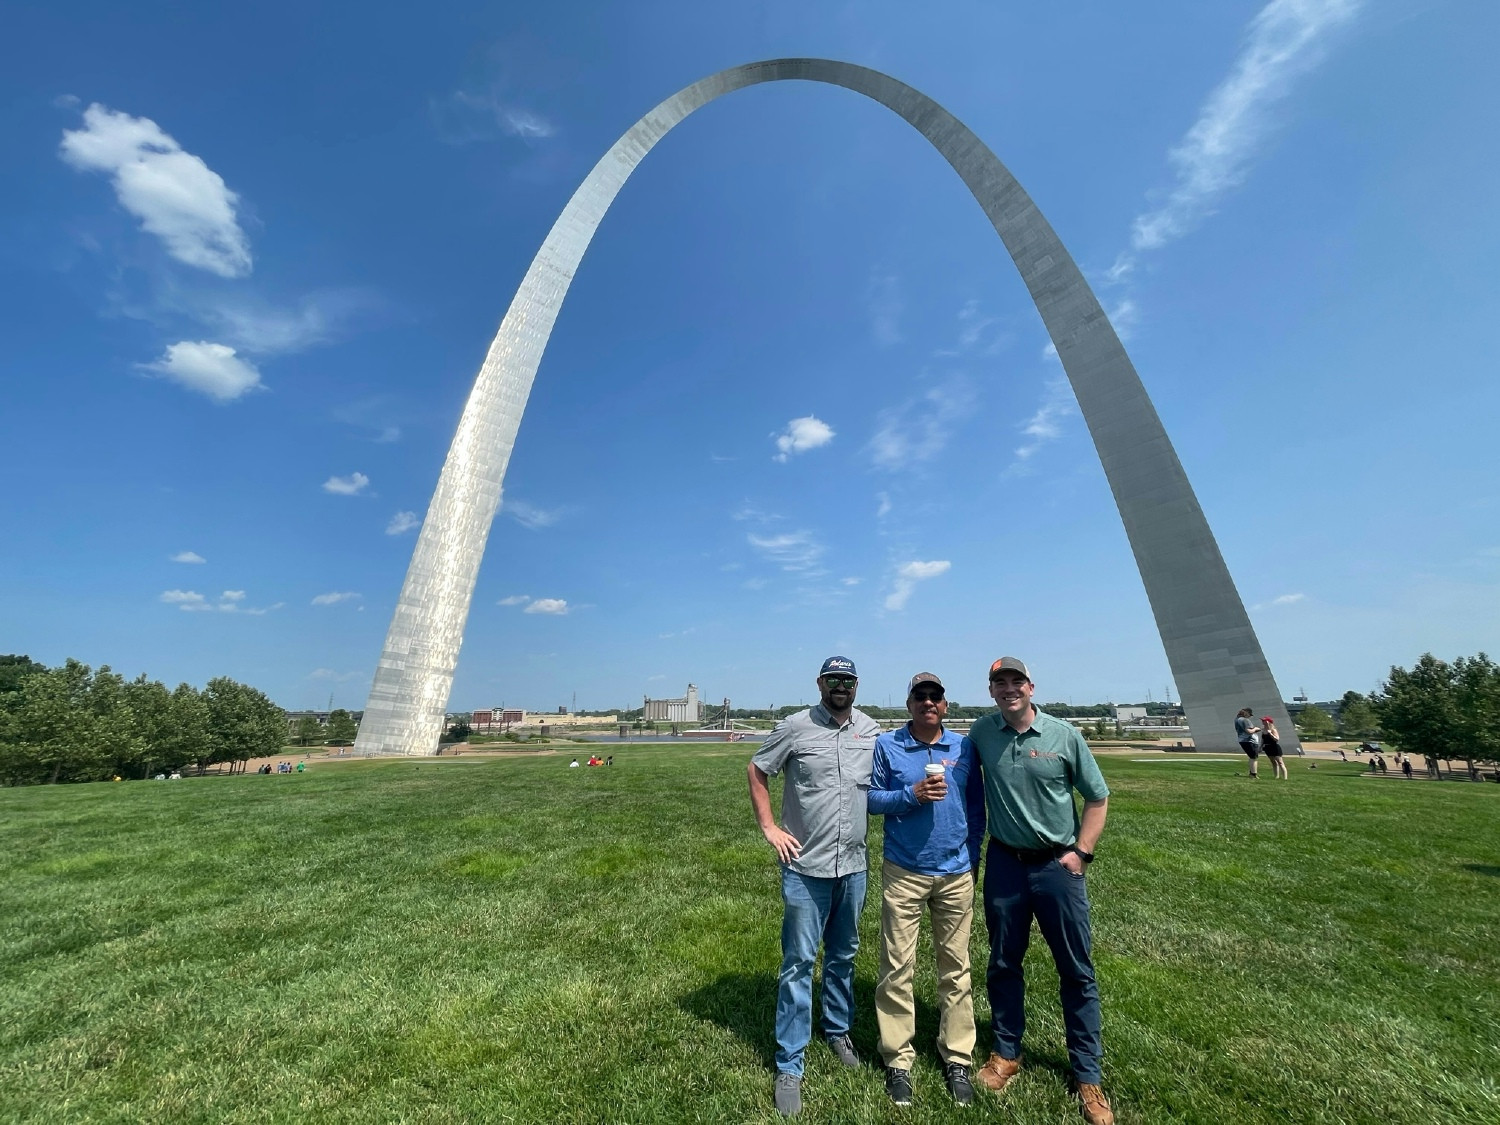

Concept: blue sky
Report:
left=3, top=1, right=1497, bottom=714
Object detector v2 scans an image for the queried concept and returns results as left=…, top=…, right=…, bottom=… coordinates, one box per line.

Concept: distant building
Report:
left=470, top=708, right=525, bottom=731
left=1113, top=705, right=1148, bottom=723
left=644, top=683, right=701, bottom=723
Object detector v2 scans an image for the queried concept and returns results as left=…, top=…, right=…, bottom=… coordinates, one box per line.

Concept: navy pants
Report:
left=982, top=842, right=1103, bottom=1083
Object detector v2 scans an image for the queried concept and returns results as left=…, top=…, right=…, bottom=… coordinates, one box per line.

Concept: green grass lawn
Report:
left=3, top=748, right=1497, bottom=1123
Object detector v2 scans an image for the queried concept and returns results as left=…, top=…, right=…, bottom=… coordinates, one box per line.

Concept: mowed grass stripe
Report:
left=2, top=748, right=1496, bottom=1123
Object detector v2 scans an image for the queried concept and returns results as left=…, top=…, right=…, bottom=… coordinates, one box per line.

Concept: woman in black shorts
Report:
left=1235, top=707, right=1261, bottom=778
left=1260, top=717, right=1287, bottom=780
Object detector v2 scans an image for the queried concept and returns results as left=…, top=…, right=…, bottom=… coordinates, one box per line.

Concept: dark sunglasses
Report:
left=911, top=689, right=945, bottom=702
left=823, top=676, right=858, bottom=688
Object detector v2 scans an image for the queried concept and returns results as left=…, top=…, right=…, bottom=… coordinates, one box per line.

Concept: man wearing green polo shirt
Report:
left=967, top=657, right=1114, bottom=1125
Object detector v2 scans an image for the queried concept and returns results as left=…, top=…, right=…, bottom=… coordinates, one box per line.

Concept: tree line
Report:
left=1294, top=652, right=1500, bottom=771
left=0, top=655, right=286, bottom=786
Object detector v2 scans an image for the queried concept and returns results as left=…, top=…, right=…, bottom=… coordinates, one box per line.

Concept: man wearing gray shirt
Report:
left=748, top=656, right=881, bottom=1117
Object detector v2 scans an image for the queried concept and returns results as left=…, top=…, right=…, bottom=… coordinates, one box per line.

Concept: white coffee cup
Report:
left=924, top=762, right=946, bottom=789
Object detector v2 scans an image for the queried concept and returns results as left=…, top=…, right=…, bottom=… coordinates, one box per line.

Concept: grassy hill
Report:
left=2, top=748, right=1496, bottom=1123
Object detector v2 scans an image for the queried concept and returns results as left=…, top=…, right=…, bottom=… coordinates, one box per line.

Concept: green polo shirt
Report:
left=964, top=709, right=1110, bottom=850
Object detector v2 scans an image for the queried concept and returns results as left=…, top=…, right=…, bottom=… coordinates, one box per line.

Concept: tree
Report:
left=326, top=709, right=358, bottom=745
left=1338, top=692, right=1380, bottom=740
left=1295, top=705, right=1336, bottom=740
left=443, top=720, right=472, bottom=744
left=0, top=659, right=107, bottom=784
left=294, top=715, right=323, bottom=746
left=1377, top=654, right=1460, bottom=763
left=203, top=678, right=285, bottom=771
left=1452, top=653, right=1500, bottom=773
left=0, top=654, right=46, bottom=697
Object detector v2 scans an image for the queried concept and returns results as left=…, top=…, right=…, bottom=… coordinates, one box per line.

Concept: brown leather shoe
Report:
left=1077, top=1082, right=1114, bottom=1125
left=974, top=1052, right=1021, bottom=1093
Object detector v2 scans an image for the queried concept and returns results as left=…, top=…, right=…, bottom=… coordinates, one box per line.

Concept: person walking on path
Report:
left=868, top=672, right=986, bottom=1108
left=1402, top=756, right=1414, bottom=779
left=1260, top=718, right=1288, bottom=780
left=1235, top=707, right=1262, bottom=778
left=968, top=657, right=1115, bottom=1125
left=747, top=656, right=881, bottom=1117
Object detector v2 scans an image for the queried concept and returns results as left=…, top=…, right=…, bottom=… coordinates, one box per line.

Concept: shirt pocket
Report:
left=843, top=737, right=875, bottom=788
left=793, top=738, right=843, bottom=790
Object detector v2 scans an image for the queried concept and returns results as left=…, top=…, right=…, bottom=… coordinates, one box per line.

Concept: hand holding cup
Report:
left=915, top=762, right=948, bottom=803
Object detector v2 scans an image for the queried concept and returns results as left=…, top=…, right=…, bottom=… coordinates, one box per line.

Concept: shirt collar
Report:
left=811, top=702, right=848, bottom=729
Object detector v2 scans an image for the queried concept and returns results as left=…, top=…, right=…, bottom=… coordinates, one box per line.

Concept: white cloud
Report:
left=884, top=559, right=952, bottom=612
left=498, top=595, right=531, bottom=606
left=1006, top=377, right=1079, bottom=471
left=309, top=668, right=363, bottom=682
left=141, top=341, right=262, bottom=402
left=311, top=591, right=360, bottom=606
left=323, top=472, right=370, bottom=496
left=170, top=550, right=205, bottom=564
left=160, top=588, right=277, bottom=614
left=503, top=498, right=561, bottom=529
left=772, top=416, right=835, bottom=463
left=60, top=103, right=252, bottom=278
left=385, top=510, right=419, bottom=536
left=1272, top=592, right=1307, bottom=605
left=869, top=377, right=975, bottom=471
left=748, top=531, right=826, bottom=575
left=875, top=492, right=892, bottom=519
left=523, top=598, right=569, bottom=615
left=868, top=271, right=902, bottom=346
left=841, top=577, right=862, bottom=587
left=433, top=90, right=558, bottom=144
left=1128, top=0, right=1362, bottom=257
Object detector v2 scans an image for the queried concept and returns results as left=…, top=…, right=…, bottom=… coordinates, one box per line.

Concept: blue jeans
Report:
left=982, top=843, right=1102, bottom=1083
left=775, top=867, right=868, bottom=1076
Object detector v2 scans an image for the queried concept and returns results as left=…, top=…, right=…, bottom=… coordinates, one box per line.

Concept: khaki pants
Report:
left=876, top=858, right=976, bottom=1070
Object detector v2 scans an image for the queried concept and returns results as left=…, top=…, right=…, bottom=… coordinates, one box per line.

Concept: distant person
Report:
left=296, top=762, right=305, bottom=773
left=747, top=656, right=879, bottom=1117
left=1338, top=749, right=1348, bottom=762
left=969, top=658, right=1114, bottom=1125
left=606, top=755, right=614, bottom=766
left=1235, top=707, right=1261, bottom=778
left=868, top=673, right=985, bottom=1107
left=1260, top=718, right=1288, bottom=781
left=569, top=758, right=580, bottom=768
left=1402, top=757, right=1413, bottom=779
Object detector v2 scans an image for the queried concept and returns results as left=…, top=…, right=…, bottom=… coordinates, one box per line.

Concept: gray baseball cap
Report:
left=907, top=672, right=945, bottom=694
left=988, top=656, right=1031, bottom=682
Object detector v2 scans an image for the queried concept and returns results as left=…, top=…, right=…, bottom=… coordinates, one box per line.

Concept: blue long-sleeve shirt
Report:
left=868, top=724, right=986, bottom=876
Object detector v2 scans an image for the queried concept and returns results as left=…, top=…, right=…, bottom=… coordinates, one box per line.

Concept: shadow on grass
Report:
left=1462, top=863, right=1500, bottom=878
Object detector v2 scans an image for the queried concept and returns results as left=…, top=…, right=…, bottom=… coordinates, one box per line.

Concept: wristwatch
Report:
left=1071, top=846, right=1095, bottom=864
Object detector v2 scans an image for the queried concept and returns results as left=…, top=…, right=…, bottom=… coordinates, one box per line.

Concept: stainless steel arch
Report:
left=355, top=58, right=1298, bottom=756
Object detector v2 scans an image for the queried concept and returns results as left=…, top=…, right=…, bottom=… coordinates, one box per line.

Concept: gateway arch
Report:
left=355, top=58, right=1298, bottom=756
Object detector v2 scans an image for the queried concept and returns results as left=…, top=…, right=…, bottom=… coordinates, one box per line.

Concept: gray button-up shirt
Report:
left=751, top=704, right=881, bottom=878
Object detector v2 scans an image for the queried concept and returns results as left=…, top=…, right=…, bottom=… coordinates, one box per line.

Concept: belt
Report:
left=988, top=837, right=1064, bottom=865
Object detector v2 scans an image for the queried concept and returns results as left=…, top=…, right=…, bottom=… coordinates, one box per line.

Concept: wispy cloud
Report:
left=160, top=588, right=279, bottom=614
left=875, top=493, right=892, bottom=519
left=170, top=550, right=205, bottom=564
left=385, top=510, right=419, bottom=536
left=1117, top=0, right=1362, bottom=277
left=432, top=89, right=558, bottom=145
left=1004, top=376, right=1078, bottom=474
left=60, top=104, right=251, bottom=278
left=867, top=271, right=902, bottom=346
left=311, top=591, right=360, bottom=606
left=503, top=498, right=562, bottom=529
left=141, top=341, right=262, bottom=402
left=498, top=594, right=531, bottom=606
left=1253, top=591, right=1308, bottom=610
left=523, top=597, right=569, bottom=615
left=772, top=416, right=835, bottom=463
left=309, top=668, right=364, bottom=682
left=868, top=376, right=975, bottom=471
left=748, top=531, right=826, bottom=575
left=323, top=472, right=370, bottom=496
left=884, top=560, right=952, bottom=612
left=204, top=289, right=380, bottom=355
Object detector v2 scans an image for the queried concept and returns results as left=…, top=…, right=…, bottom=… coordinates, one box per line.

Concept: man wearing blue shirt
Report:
left=869, top=672, right=986, bottom=1108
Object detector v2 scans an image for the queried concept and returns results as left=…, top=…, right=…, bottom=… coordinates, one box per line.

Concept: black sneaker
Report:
left=885, top=1067, right=913, bottom=1107
left=773, top=1072, right=802, bottom=1117
left=826, top=1033, right=860, bottom=1069
left=944, top=1062, right=975, bottom=1106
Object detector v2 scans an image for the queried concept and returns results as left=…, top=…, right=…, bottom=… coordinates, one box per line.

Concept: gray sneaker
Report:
left=885, top=1066, right=913, bottom=1106
left=774, top=1072, right=802, bottom=1117
left=826, top=1033, right=860, bottom=1068
left=944, top=1062, right=975, bottom=1107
